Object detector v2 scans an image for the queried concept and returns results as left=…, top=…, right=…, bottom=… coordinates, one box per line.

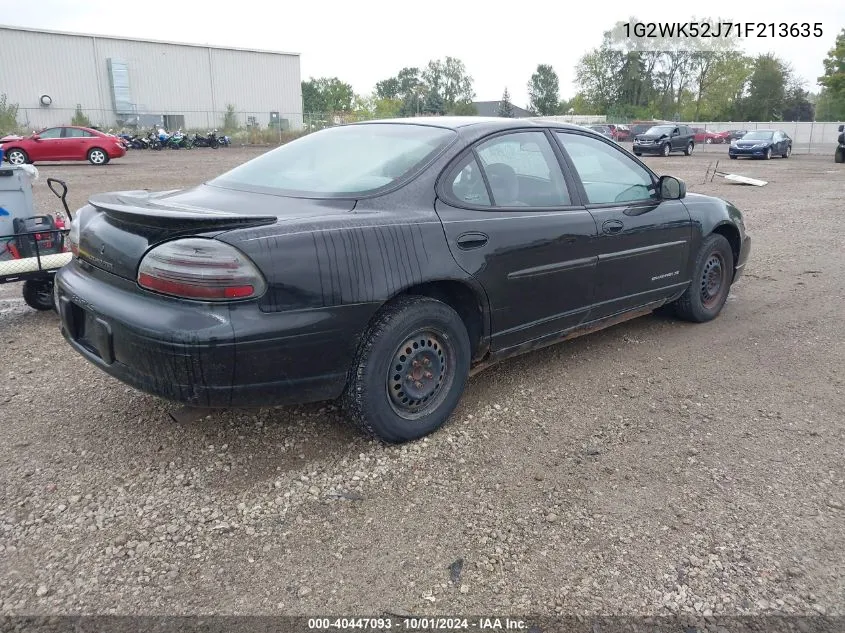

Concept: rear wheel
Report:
left=88, top=148, right=108, bottom=165
left=633, top=151, right=642, bottom=157
left=22, top=279, right=55, bottom=311
left=6, top=149, right=28, bottom=165
left=672, top=234, right=734, bottom=323
left=684, top=142, right=694, bottom=156
left=342, top=296, right=471, bottom=443
left=662, top=143, right=671, bottom=157
left=729, top=155, right=738, bottom=159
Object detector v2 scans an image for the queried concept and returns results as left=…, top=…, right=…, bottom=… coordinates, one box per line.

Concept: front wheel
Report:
left=6, top=149, right=29, bottom=165
left=672, top=234, right=735, bottom=323
left=662, top=143, right=671, bottom=157
left=705, top=138, right=713, bottom=144
left=764, top=147, right=772, bottom=160
left=633, top=151, right=642, bottom=156
left=342, top=296, right=471, bottom=443
left=782, top=145, right=791, bottom=159
left=23, top=279, right=56, bottom=311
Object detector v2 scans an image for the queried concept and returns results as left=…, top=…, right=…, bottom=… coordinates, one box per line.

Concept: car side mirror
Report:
left=31, top=134, right=41, bottom=141
left=659, top=175, right=685, bottom=200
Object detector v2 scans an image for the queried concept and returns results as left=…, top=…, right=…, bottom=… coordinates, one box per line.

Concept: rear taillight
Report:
left=137, top=238, right=266, bottom=301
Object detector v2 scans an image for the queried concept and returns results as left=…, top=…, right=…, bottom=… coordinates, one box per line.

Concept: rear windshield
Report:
left=209, top=123, right=457, bottom=197
left=741, top=131, right=774, bottom=140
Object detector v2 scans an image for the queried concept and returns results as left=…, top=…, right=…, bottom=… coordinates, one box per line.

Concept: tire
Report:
left=764, top=147, right=772, bottom=160
left=705, top=138, right=713, bottom=144
left=662, top=143, right=671, bottom=157
left=342, top=295, right=471, bottom=443
left=836, top=148, right=845, bottom=164
left=633, top=152, right=642, bottom=157
left=782, top=144, right=791, bottom=159
left=684, top=142, right=694, bottom=156
left=672, top=234, right=735, bottom=323
left=88, top=148, right=108, bottom=165
left=729, top=155, right=738, bottom=159
left=6, top=149, right=29, bottom=165
left=22, top=279, right=56, bottom=311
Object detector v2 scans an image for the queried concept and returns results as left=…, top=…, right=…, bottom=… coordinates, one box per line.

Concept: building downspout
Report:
left=207, top=46, right=217, bottom=130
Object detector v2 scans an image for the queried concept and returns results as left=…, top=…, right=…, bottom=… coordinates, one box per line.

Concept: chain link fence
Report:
left=3, top=108, right=841, bottom=154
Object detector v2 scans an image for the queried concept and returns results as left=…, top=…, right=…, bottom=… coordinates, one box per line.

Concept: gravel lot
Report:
left=1, top=145, right=843, bottom=618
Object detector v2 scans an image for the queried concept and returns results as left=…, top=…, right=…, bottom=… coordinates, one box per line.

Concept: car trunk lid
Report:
left=77, top=185, right=356, bottom=281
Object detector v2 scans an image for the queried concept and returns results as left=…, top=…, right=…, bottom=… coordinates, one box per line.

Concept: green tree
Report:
left=745, top=54, right=789, bottom=120
left=71, top=104, right=92, bottom=127
left=375, top=77, right=401, bottom=100
left=301, top=79, right=325, bottom=113
left=301, top=77, right=354, bottom=114
left=221, top=104, right=239, bottom=131
left=373, top=98, right=403, bottom=118
left=423, top=89, right=446, bottom=115
left=0, top=93, right=21, bottom=133
left=447, top=101, right=478, bottom=116
left=497, top=88, right=515, bottom=117
left=575, top=45, right=623, bottom=113
left=782, top=84, right=815, bottom=121
left=422, top=57, right=475, bottom=108
left=527, top=64, right=561, bottom=115
left=818, top=28, right=845, bottom=119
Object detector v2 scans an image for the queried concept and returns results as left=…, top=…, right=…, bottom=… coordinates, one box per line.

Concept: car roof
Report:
left=347, top=116, right=586, bottom=133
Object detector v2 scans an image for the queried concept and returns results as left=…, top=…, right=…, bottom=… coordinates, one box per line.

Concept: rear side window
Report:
left=474, top=131, right=571, bottom=207
left=64, top=128, right=94, bottom=138
left=446, top=154, right=491, bottom=206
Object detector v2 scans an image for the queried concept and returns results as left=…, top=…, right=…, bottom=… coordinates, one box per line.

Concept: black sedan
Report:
left=56, top=118, right=751, bottom=443
left=729, top=129, right=792, bottom=160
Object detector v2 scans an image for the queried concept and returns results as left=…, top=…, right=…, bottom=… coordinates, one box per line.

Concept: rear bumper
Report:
left=55, top=261, right=378, bottom=408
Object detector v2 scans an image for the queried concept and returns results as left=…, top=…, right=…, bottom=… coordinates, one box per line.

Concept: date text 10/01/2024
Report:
left=623, top=21, right=823, bottom=39
left=307, top=618, right=530, bottom=630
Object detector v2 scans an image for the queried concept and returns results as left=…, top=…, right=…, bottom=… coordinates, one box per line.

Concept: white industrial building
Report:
left=0, top=25, right=303, bottom=131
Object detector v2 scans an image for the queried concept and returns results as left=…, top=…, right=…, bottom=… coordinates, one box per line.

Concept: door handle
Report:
left=602, top=219, right=624, bottom=234
left=456, top=232, right=488, bottom=250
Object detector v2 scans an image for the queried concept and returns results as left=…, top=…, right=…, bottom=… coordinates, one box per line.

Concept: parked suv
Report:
left=633, top=124, right=695, bottom=157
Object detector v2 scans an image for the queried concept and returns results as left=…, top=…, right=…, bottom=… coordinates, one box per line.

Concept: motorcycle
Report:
left=836, top=124, right=844, bottom=164
left=192, top=130, right=219, bottom=149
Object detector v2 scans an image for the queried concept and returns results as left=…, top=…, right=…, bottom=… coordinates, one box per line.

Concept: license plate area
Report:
left=66, top=301, right=115, bottom=364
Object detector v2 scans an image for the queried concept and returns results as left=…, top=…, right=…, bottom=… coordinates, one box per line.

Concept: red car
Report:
left=1, top=126, right=126, bottom=166
left=692, top=128, right=728, bottom=144
left=605, top=124, right=631, bottom=141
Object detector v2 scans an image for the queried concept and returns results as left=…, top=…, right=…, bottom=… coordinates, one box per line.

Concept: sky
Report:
left=2, top=0, right=843, bottom=108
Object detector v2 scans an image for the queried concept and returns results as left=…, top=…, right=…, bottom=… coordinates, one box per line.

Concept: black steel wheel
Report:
left=342, top=295, right=471, bottom=443
left=387, top=329, right=453, bottom=420
left=672, top=234, right=735, bottom=323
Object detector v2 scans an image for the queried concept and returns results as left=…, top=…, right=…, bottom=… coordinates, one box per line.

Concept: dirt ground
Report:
left=1, top=144, right=843, bottom=618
